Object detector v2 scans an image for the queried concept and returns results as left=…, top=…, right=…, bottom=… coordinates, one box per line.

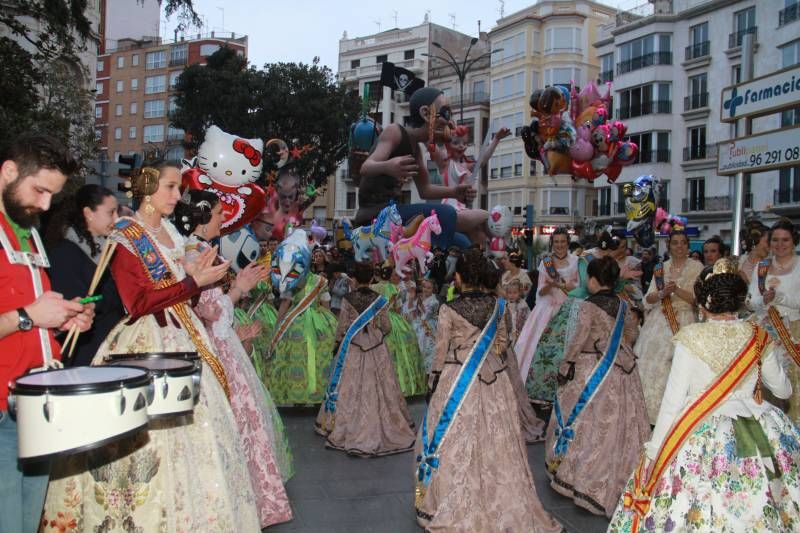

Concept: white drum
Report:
left=9, top=366, right=151, bottom=460
left=107, top=357, right=200, bottom=419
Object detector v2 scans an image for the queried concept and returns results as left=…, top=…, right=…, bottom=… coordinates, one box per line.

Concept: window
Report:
left=782, top=107, right=800, bottom=127
left=781, top=0, right=800, bottom=26
left=350, top=59, right=360, bottom=69
left=617, top=34, right=672, bottom=74
left=96, top=60, right=104, bottom=72
left=686, top=22, right=709, bottom=60
left=490, top=112, right=524, bottom=140
left=95, top=129, right=102, bottom=141
left=777, top=166, right=800, bottom=203
left=145, top=75, right=166, bottom=94
left=628, top=131, right=670, bottom=164
left=618, top=83, right=670, bottom=118
left=144, top=99, right=165, bottom=118
left=200, top=44, right=220, bottom=56
left=170, top=71, right=181, bottom=89
left=488, top=190, right=524, bottom=214
left=781, top=39, right=800, bottom=67
left=128, top=126, right=137, bottom=139
left=472, top=80, right=486, bottom=100
left=547, top=190, right=570, bottom=215
left=113, top=151, right=121, bottom=162
left=732, top=64, right=742, bottom=84
left=166, top=145, right=184, bottom=161
left=490, top=71, right=525, bottom=102
left=687, top=178, right=705, bottom=211
left=731, top=7, right=756, bottom=47
left=132, top=54, right=139, bottom=66
left=346, top=191, right=356, bottom=210
left=489, top=152, right=523, bottom=179
left=130, top=102, right=137, bottom=115
left=687, top=126, right=707, bottom=160
left=492, top=32, right=526, bottom=64
left=404, top=49, right=415, bottom=60
left=115, top=104, right=123, bottom=116
left=116, top=80, right=124, bottom=93
left=130, top=78, right=138, bottom=90
left=598, top=187, right=611, bottom=216
left=169, top=96, right=177, bottom=114
left=167, top=125, right=185, bottom=140
left=376, top=54, right=387, bottom=64
left=94, top=105, right=102, bottom=119
left=170, top=44, right=188, bottom=65
left=687, top=73, right=708, bottom=110
left=545, top=27, right=582, bottom=53
left=114, top=127, right=122, bottom=140
left=117, top=56, right=124, bottom=69
left=544, top=67, right=581, bottom=88
left=96, top=82, right=103, bottom=94
left=531, top=70, right=540, bottom=91
left=145, top=50, right=166, bottom=69
left=599, top=54, right=614, bottom=83
left=143, top=124, right=164, bottom=143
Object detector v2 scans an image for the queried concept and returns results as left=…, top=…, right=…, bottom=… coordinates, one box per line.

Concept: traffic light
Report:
left=525, top=204, right=534, bottom=229
left=117, top=153, right=142, bottom=178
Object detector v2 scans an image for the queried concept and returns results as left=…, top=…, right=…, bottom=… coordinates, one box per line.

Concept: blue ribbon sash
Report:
left=322, top=294, right=389, bottom=415
left=114, top=218, right=170, bottom=283
left=415, top=298, right=505, bottom=507
left=549, top=300, right=627, bottom=470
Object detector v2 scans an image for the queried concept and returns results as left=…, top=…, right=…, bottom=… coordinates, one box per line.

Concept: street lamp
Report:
left=423, top=38, right=501, bottom=122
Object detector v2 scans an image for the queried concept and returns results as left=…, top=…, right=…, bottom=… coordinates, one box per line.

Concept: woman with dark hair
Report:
left=500, top=249, right=533, bottom=297
left=357, top=87, right=486, bottom=248
left=315, top=261, right=415, bottom=456
left=635, top=229, right=703, bottom=424
left=739, top=220, right=770, bottom=284
left=544, top=256, right=649, bottom=517
left=178, top=190, right=294, bottom=525
left=414, top=247, right=561, bottom=532
left=46, top=184, right=125, bottom=366
left=610, top=259, right=799, bottom=531
left=43, top=161, right=262, bottom=531
left=748, top=217, right=800, bottom=422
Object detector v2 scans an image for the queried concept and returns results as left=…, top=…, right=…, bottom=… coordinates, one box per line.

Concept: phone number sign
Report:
left=717, top=126, right=800, bottom=176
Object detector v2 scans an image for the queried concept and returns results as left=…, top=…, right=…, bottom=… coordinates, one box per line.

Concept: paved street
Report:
left=268, top=399, right=609, bottom=533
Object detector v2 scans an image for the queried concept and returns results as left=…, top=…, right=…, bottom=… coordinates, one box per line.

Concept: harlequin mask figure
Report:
left=271, top=228, right=311, bottom=294
left=623, top=174, right=660, bottom=248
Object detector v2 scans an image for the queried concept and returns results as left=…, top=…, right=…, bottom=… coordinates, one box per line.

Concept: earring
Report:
left=201, top=225, right=207, bottom=236
left=143, top=195, right=155, bottom=215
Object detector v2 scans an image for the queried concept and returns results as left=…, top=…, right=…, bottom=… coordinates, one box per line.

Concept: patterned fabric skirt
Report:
left=387, top=310, right=427, bottom=397
left=234, top=298, right=278, bottom=386
left=526, top=297, right=582, bottom=403
left=608, top=408, right=800, bottom=532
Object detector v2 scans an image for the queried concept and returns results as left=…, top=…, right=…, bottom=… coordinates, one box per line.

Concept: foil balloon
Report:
left=487, top=205, right=513, bottom=238
left=181, top=125, right=267, bottom=234
left=488, top=236, right=507, bottom=259
left=623, top=175, right=660, bottom=248
left=220, top=225, right=260, bottom=272
left=348, top=117, right=381, bottom=181
left=655, top=208, right=688, bottom=234
left=271, top=228, right=311, bottom=295
left=309, top=219, right=327, bottom=245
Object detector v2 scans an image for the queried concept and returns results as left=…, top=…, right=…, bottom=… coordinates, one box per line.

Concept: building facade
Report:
left=486, top=0, right=617, bottom=232
left=589, top=0, right=800, bottom=247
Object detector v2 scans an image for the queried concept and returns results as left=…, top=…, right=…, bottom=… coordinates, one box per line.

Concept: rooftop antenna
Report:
left=499, top=0, right=505, bottom=18
left=424, top=9, right=431, bottom=23
left=448, top=13, right=457, bottom=29
left=373, top=19, right=381, bottom=32
left=392, top=10, right=398, bottom=27
left=478, top=20, right=481, bottom=34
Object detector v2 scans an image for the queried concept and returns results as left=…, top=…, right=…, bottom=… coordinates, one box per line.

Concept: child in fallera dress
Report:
left=505, top=279, right=529, bottom=346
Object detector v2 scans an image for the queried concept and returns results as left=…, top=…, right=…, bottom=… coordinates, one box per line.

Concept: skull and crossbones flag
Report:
left=380, top=61, right=425, bottom=96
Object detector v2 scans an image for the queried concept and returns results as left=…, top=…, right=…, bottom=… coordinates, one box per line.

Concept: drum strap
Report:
left=0, top=224, right=53, bottom=368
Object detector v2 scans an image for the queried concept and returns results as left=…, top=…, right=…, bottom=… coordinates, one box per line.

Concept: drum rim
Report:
left=106, top=351, right=200, bottom=361
left=147, top=407, right=195, bottom=420
left=17, top=420, right=149, bottom=462
left=106, top=358, right=197, bottom=377
left=10, top=367, right=151, bottom=395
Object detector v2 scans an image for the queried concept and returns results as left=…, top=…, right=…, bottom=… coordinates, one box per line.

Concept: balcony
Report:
left=599, top=70, right=613, bottom=84
left=448, top=91, right=490, bottom=109
left=682, top=194, right=752, bottom=212
left=728, top=27, right=757, bottom=49
left=598, top=203, right=611, bottom=217
left=780, top=3, right=799, bottom=27
left=636, top=149, right=671, bottom=164
left=774, top=187, right=800, bottom=205
left=684, top=92, right=709, bottom=111
left=614, top=201, right=626, bottom=215
left=683, top=144, right=717, bottom=162
left=169, top=56, right=188, bottom=67
left=616, top=100, right=671, bottom=120
left=616, top=52, right=672, bottom=75
left=684, top=41, right=710, bottom=61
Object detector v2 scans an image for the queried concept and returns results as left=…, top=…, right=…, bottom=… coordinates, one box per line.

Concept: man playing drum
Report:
left=0, top=135, right=94, bottom=533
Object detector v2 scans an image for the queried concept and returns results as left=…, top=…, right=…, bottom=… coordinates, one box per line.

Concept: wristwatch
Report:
left=16, top=308, right=33, bottom=331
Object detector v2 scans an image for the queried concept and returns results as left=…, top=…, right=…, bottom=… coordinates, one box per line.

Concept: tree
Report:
left=171, top=47, right=361, bottom=190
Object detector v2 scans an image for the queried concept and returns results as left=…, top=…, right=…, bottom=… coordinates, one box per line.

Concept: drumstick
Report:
left=64, top=241, right=118, bottom=359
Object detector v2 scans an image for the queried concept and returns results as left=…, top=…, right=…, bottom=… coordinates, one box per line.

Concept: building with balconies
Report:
left=486, top=0, right=617, bottom=234
left=589, top=0, right=800, bottom=246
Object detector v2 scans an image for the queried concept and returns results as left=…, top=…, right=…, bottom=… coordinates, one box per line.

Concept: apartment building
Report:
left=589, top=0, right=800, bottom=245
left=94, top=32, right=248, bottom=164
left=487, top=0, right=617, bottom=231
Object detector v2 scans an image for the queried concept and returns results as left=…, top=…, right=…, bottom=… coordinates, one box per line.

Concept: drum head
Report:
left=107, top=351, right=199, bottom=362
left=108, top=357, right=196, bottom=377
left=11, top=367, right=150, bottom=395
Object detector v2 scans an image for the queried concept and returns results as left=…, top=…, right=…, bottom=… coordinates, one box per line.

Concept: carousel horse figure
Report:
left=347, top=202, right=403, bottom=263
left=391, top=210, right=442, bottom=277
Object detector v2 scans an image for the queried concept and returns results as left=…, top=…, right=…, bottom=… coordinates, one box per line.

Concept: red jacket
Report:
left=0, top=214, right=61, bottom=410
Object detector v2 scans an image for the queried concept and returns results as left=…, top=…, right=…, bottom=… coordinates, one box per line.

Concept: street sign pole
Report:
left=732, top=33, right=755, bottom=257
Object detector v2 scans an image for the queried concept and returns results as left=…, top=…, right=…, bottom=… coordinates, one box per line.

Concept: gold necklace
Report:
left=136, top=214, right=163, bottom=235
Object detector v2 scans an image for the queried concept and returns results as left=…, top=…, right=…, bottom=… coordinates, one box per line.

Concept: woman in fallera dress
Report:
left=609, top=260, right=800, bottom=532
left=635, top=229, right=703, bottom=424
left=414, top=247, right=562, bottom=533
left=315, top=262, right=416, bottom=456
left=544, top=256, right=650, bottom=517
left=42, top=161, right=262, bottom=531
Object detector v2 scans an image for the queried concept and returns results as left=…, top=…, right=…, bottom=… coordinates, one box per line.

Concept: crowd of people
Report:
left=2, top=87, right=800, bottom=533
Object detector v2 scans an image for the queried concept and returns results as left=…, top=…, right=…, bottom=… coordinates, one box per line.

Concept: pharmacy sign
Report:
left=721, top=65, right=800, bottom=123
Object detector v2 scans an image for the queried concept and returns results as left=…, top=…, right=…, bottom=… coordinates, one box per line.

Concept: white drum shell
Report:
left=145, top=371, right=196, bottom=418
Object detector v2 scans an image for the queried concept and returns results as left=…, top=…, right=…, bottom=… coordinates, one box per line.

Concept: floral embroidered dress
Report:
left=234, top=280, right=278, bottom=385
left=373, top=281, right=426, bottom=396
left=415, top=293, right=562, bottom=532
left=42, top=218, right=261, bottom=532
left=609, top=320, right=800, bottom=532
left=635, top=258, right=703, bottom=424
left=406, top=294, right=440, bottom=374
left=264, top=272, right=337, bottom=405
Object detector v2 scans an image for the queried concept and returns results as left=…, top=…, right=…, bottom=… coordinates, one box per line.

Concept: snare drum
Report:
left=107, top=357, right=200, bottom=418
left=107, top=352, right=201, bottom=372
left=9, top=367, right=151, bottom=460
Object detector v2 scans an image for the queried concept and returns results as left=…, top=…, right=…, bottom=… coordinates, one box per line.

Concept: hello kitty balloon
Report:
left=182, top=125, right=267, bottom=234
left=487, top=205, right=512, bottom=238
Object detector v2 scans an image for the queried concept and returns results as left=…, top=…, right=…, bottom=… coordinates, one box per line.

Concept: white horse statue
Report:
left=391, top=210, right=442, bottom=277
left=346, top=202, right=402, bottom=262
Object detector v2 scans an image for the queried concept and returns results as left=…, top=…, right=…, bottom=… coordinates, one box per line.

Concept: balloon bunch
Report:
left=655, top=208, right=688, bottom=235
left=521, top=82, right=638, bottom=183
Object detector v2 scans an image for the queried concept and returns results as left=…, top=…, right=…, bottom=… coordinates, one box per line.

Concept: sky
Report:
left=162, top=0, right=638, bottom=72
